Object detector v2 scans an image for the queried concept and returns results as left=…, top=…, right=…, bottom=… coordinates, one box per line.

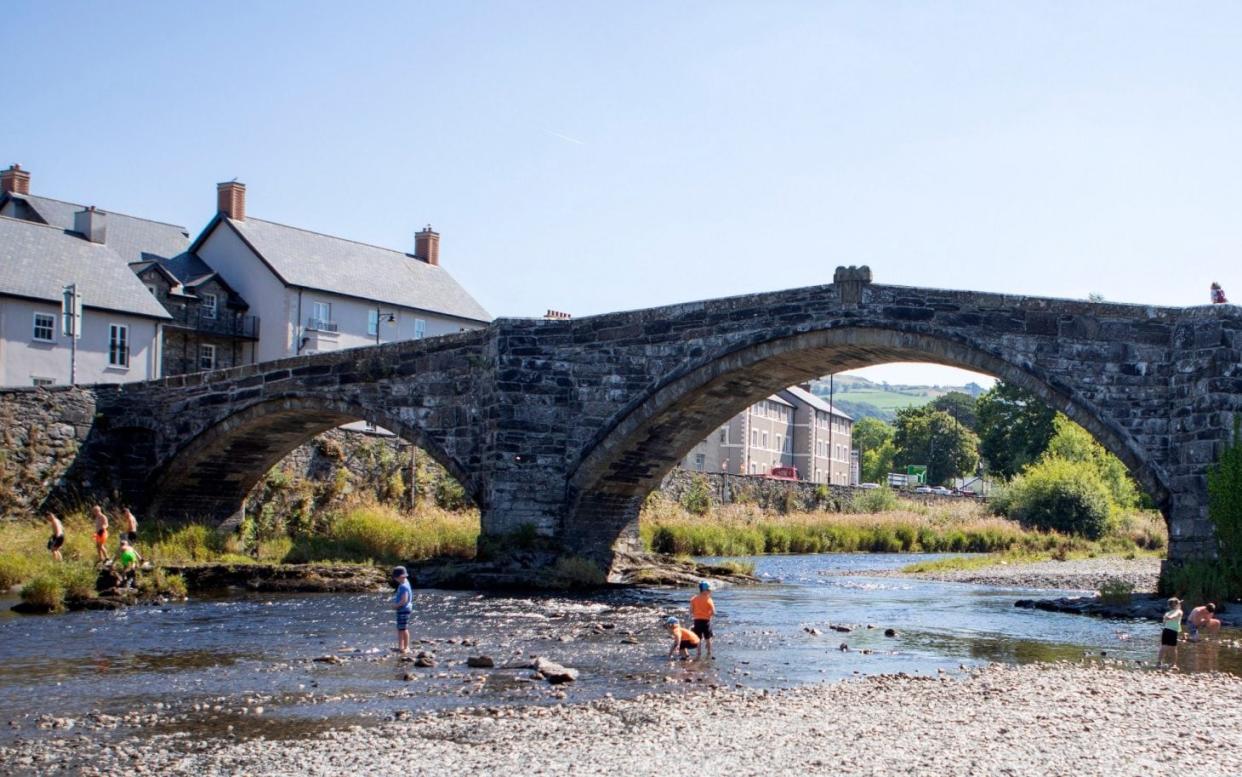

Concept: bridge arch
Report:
left=145, top=394, right=478, bottom=525
left=566, top=324, right=1171, bottom=556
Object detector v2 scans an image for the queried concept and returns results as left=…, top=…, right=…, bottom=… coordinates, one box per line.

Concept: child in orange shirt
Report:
left=690, top=580, right=716, bottom=659
left=665, top=616, right=700, bottom=660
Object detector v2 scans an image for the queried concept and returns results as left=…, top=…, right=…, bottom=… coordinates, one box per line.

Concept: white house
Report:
left=190, top=182, right=491, bottom=363
left=0, top=212, right=170, bottom=386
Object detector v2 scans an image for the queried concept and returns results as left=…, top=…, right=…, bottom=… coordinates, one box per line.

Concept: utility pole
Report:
left=62, top=284, right=81, bottom=385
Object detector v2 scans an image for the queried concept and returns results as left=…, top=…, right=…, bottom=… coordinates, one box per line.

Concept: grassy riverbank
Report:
left=638, top=492, right=1167, bottom=558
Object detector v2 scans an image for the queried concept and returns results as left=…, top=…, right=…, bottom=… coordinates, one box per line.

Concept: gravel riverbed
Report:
left=903, top=556, right=1162, bottom=592
left=4, top=662, right=1239, bottom=776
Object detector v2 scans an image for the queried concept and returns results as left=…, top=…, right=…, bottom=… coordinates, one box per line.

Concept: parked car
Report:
left=955, top=487, right=977, bottom=497
left=858, top=482, right=881, bottom=490
left=913, top=485, right=933, bottom=494
left=931, top=486, right=953, bottom=496
left=766, top=466, right=799, bottom=481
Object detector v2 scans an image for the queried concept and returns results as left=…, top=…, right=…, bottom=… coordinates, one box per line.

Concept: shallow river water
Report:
left=1, top=553, right=1238, bottom=743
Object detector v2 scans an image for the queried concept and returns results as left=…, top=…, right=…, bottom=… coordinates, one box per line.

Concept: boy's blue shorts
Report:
left=396, top=610, right=411, bottom=631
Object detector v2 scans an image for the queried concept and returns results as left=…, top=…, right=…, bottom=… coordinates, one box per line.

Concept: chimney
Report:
left=217, top=180, right=246, bottom=220
left=1, top=164, right=31, bottom=195
left=414, top=224, right=439, bottom=266
left=74, top=206, right=107, bottom=244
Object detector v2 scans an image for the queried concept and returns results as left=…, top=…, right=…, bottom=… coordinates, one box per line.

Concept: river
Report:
left=1, top=553, right=1237, bottom=744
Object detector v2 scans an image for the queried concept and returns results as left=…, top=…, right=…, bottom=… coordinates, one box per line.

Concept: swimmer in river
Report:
left=1187, top=603, right=1222, bottom=641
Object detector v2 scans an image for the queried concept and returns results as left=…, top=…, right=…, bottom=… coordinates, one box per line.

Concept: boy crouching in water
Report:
left=391, top=566, right=413, bottom=654
left=665, top=616, right=700, bottom=660
left=690, top=580, right=716, bottom=659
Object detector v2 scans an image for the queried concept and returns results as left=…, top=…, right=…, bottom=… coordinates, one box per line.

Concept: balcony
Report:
left=167, top=309, right=260, bottom=340
left=305, top=317, right=338, bottom=333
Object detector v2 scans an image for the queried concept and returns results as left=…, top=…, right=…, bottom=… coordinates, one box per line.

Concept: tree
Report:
left=1041, top=414, right=1140, bottom=510
left=975, top=381, right=1057, bottom=478
left=892, top=407, right=980, bottom=486
left=852, top=417, right=895, bottom=483
left=929, top=391, right=978, bottom=431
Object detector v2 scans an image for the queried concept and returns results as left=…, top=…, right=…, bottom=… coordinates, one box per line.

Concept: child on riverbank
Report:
left=391, top=566, right=413, bottom=654
left=1158, top=597, right=1183, bottom=668
left=665, top=616, right=700, bottom=660
left=690, top=581, right=716, bottom=659
left=45, top=512, right=64, bottom=562
left=91, top=505, right=109, bottom=564
left=114, top=540, right=139, bottom=589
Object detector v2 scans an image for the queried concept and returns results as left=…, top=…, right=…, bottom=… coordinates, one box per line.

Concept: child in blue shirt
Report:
left=391, top=566, right=413, bottom=653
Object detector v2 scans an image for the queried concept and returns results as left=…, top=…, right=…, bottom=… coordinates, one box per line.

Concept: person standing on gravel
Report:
left=690, top=581, right=716, bottom=659
left=1158, top=597, right=1183, bottom=668
left=391, top=566, right=413, bottom=654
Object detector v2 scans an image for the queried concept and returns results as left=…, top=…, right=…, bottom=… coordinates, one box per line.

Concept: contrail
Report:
left=545, top=130, right=585, bottom=145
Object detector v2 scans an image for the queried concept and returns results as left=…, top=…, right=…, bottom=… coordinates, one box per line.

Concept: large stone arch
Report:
left=145, top=394, right=478, bottom=525
left=565, top=325, right=1172, bottom=557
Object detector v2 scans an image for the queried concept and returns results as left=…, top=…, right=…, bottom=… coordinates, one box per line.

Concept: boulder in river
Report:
left=532, top=657, right=578, bottom=684
left=467, top=656, right=495, bottom=668
left=414, top=652, right=437, bottom=668
left=884, top=628, right=898, bottom=638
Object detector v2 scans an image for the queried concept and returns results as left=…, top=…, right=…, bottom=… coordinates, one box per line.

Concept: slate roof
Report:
left=0, top=216, right=171, bottom=319
left=782, top=385, right=853, bottom=421
left=4, top=193, right=189, bottom=264
left=221, top=217, right=491, bottom=323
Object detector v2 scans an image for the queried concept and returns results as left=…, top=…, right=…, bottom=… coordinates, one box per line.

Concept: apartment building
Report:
left=682, top=384, right=854, bottom=484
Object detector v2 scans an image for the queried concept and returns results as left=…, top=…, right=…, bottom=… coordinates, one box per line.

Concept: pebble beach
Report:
left=4, top=663, right=1240, bottom=777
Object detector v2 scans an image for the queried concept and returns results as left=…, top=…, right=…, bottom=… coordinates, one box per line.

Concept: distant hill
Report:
left=808, top=376, right=986, bottom=423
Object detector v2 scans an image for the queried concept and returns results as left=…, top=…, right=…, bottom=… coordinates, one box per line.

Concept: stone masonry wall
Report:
left=0, top=386, right=98, bottom=516
left=659, top=467, right=968, bottom=513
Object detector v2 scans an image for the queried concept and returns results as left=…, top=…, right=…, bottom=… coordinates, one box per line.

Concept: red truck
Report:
left=766, top=466, right=799, bottom=481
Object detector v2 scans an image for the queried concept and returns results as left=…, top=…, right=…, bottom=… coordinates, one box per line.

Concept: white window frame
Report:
left=309, top=301, right=333, bottom=331
left=199, top=343, right=217, bottom=371
left=761, top=431, right=768, bottom=449
left=201, top=292, right=218, bottom=319
left=108, top=324, right=129, bottom=368
left=367, top=310, right=380, bottom=337
left=414, top=318, right=426, bottom=339
left=32, top=312, right=55, bottom=343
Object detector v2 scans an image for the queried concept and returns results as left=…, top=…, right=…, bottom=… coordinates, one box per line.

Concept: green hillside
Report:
left=809, top=376, right=986, bottom=423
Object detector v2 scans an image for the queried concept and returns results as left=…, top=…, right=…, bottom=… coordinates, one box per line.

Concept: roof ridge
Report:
left=18, top=193, right=189, bottom=232
left=241, top=216, right=430, bottom=263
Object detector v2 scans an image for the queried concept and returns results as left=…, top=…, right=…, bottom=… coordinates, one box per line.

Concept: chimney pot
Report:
left=217, top=181, right=246, bottom=221
left=414, top=225, right=440, bottom=266
left=74, top=206, right=107, bottom=244
left=1, top=163, right=31, bottom=195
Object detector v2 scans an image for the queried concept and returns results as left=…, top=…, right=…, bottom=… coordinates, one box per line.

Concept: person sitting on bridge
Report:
left=1188, top=603, right=1222, bottom=641
left=690, top=581, right=716, bottom=659
left=1210, top=282, right=1228, bottom=304
left=45, top=512, right=65, bottom=562
left=665, top=616, right=700, bottom=660
left=114, top=540, right=139, bottom=590
left=391, top=566, right=413, bottom=654
left=91, top=505, right=110, bottom=564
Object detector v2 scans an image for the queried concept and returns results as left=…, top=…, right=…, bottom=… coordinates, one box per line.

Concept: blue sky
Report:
left=5, top=2, right=1239, bottom=386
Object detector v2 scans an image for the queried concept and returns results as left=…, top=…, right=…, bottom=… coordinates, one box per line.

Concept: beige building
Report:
left=682, top=385, right=854, bottom=484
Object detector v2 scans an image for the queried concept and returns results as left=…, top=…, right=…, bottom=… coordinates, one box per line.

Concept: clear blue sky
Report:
left=5, top=2, right=1239, bottom=386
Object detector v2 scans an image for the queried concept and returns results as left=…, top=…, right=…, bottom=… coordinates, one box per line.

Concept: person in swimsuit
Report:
left=1158, top=597, right=1183, bottom=668
left=1187, top=603, right=1222, bottom=641
left=91, top=505, right=110, bottom=563
left=120, top=508, right=142, bottom=561
left=45, top=512, right=65, bottom=562
left=665, top=616, right=700, bottom=660
left=690, top=580, right=716, bottom=659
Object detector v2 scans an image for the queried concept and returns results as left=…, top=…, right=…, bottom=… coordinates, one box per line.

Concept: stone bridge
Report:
left=3, top=270, right=1239, bottom=572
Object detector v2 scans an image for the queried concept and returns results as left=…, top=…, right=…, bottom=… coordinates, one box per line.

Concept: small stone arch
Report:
left=145, top=394, right=477, bottom=525
left=565, top=325, right=1171, bottom=555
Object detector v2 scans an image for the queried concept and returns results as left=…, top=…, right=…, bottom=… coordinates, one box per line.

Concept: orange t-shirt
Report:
left=690, top=593, right=715, bottom=620
left=673, top=626, right=700, bottom=646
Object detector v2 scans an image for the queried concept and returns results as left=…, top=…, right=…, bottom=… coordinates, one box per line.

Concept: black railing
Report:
left=306, top=317, right=338, bottom=333
left=167, top=309, right=260, bottom=339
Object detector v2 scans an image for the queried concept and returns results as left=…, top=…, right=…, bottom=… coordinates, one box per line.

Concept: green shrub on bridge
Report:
left=1000, top=457, right=1112, bottom=539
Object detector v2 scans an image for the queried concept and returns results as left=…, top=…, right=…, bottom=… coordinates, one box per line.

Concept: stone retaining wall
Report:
left=0, top=386, right=99, bottom=516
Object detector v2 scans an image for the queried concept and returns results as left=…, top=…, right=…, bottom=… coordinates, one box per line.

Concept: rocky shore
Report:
left=904, top=556, right=1162, bottom=592
left=3, top=663, right=1239, bottom=776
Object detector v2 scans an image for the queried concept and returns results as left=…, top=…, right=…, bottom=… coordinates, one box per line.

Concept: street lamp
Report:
left=373, top=306, right=397, bottom=345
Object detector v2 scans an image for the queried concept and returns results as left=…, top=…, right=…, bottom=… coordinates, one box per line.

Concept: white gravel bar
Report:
left=905, top=557, right=1162, bottom=592
left=4, top=663, right=1240, bottom=776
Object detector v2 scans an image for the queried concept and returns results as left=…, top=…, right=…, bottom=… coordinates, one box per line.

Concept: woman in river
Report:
left=1157, top=597, right=1183, bottom=669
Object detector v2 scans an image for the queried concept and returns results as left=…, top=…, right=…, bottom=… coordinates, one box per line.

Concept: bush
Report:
left=549, top=556, right=606, bottom=588
left=149, top=524, right=226, bottom=563
left=20, top=575, right=64, bottom=611
left=679, top=475, right=713, bottom=516
left=1002, top=457, right=1112, bottom=539
left=433, top=478, right=469, bottom=511
left=138, top=569, right=188, bottom=599
left=55, top=564, right=98, bottom=600
left=0, top=554, right=31, bottom=589
left=851, top=487, right=898, bottom=514
left=1098, top=578, right=1134, bottom=605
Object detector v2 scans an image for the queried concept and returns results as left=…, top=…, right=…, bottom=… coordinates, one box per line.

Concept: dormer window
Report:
left=201, top=292, right=218, bottom=319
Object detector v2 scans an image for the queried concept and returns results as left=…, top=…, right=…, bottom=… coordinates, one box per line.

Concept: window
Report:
left=751, top=430, right=758, bottom=446
left=108, top=324, right=129, bottom=367
left=32, top=313, right=55, bottom=342
left=146, top=284, right=157, bottom=296
left=368, top=310, right=379, bottom=336
left=694, top=454, right=706, bottom=472
left=414, top=319, right=426, bottom=339
left=761, top=431, right=768, bottom=448
left=718, top=427, right=728, bottom=443
left=199, top=344, right=216, bottom=371
left=775, top=434, right=782, bottom=452
left=201, top=292, right=218, bottom=319
left=308, top=301, right=334, bottom=330
left=32, top=377, right=54, bottom=387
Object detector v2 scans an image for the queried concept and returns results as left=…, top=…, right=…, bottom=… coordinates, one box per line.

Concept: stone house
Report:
left=682, top=385, right=854, bottom=484
left=189, top=182, right=491, bottom=363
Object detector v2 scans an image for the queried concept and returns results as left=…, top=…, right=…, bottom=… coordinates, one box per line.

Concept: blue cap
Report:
left=664, top=616, right=678, bottom=626
left=391, top=566, right=408, bottom=578
left=699, top=580, right=711, bottom=592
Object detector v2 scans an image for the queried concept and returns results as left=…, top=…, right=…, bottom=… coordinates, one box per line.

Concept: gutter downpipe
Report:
left=295, top=288, right=303, bottom=355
